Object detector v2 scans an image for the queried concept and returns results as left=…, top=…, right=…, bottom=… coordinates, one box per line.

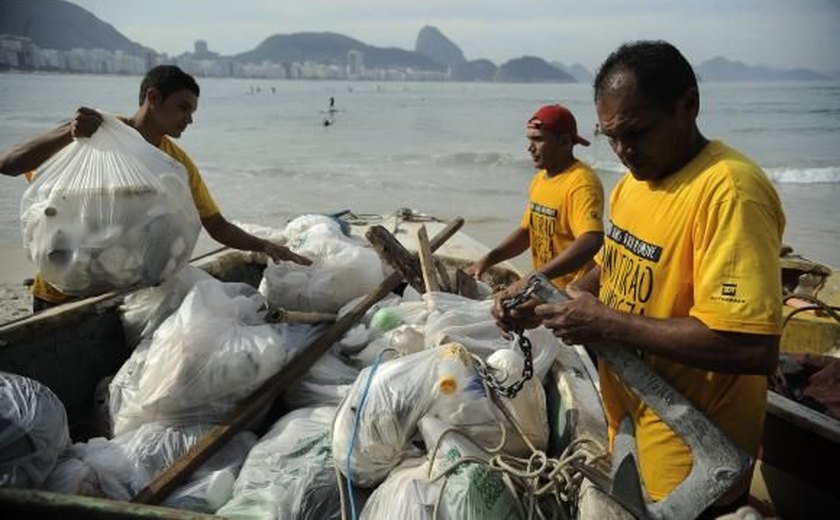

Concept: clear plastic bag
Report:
left=332, top=347, right=443, bottom=486
left=218, top=407, right=344, bottom=520
left=110, top=279, right=319, bottom=433
left=0, top=372, right=70, bottom=488
left=259, top=215, right=386, bottom=313
left=119, top=265, right=213, bottom=348
left=20, top=113, right=201, bottom=295
left=42, top=422, right=256, bottom=512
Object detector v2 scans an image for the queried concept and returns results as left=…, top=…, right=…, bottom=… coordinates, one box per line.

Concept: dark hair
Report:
left=593, top=40, right=697, bottom=112
left=138, top=65, right=200, bottom=106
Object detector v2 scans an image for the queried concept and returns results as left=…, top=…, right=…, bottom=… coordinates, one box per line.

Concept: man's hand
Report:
left=70, top=107, right=103, bottom=139
left=465, top=257, right=489, bottom=279
left=535, top=286, right=609, bottom=344
left=262, top=241, right=312, bottom=266
left=491, top=278, right=541, bottom=337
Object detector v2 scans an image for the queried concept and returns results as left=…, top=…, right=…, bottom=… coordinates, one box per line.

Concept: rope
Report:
left=337, top=349, right=391, bottom=520
left=425, top=375, right=608, bottom=520
left=782, top=293, right=840, bottom=329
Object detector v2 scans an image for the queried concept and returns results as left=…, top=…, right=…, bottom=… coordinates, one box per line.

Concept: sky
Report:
left=68, top=0, right=840, bottom=73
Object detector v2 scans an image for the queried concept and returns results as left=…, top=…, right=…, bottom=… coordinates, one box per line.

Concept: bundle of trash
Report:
left=259, top=214, right=387, bottom=313
left=20, top=113, right=201, bottom=295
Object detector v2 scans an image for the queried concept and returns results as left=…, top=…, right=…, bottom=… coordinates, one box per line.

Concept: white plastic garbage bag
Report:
left=20, top=113, right=201, bottom=296
left=119, top=265, right=213, bottom=348
left=418, top=417, right=522, bottom=520
left=218, top=407, right=344, bottom=520
left=360, top=457, right=442, bottom=520
left=259, top=214, right=386, bottom=313
left=0, top=372, right=70, bottom=488
left=332, top=347, right=445, bottom=486
left=42, top=422, right=256, bottom=512
left=486, top=349, right=549, bottom=452
left=110, top=279, right=319, bottom=434
left=423, top=292, right=560, bottom=380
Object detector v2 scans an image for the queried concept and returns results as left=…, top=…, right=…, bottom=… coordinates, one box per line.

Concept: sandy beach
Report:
left=1, top=281, right=33, bottom=322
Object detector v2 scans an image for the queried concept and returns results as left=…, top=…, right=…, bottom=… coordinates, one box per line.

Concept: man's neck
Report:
left=126, top=108, right=164, bottom=147
left=544, top=157, right=576, bottom=178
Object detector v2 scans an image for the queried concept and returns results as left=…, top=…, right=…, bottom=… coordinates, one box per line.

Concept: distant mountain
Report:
left=452, top=59, right=497, bottom=82
left=0, top=0, right=151, bottom=55
left=235, top=32, right=444, bottom=71
left=415, top=26, right=465, bottom=69
left=551, top=61, right=593, bottom=84
left=496, top=56, right=576, bottom=83
left=696, top=56, right=830, bottom=82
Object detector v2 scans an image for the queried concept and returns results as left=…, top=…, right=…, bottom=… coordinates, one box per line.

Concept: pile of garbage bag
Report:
left=20, top=113, right=201, bottom=295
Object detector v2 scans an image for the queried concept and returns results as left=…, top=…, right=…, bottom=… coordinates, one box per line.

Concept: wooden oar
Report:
left=132, top=217, right=465, bottom=505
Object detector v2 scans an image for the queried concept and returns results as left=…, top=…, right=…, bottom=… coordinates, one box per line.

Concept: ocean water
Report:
left=1, top=73, right=839, bottom=283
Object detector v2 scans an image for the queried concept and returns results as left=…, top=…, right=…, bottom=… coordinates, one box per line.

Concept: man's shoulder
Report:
left=699, top=140, right=780, bottom=207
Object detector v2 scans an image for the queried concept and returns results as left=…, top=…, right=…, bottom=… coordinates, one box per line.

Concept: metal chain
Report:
left=476, top=279, right=540, bottom=398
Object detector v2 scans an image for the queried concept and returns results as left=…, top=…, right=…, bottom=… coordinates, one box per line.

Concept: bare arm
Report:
left=567, top=264, right=601, bottom=296
left=535, top=291, right=779, bottom=375
left=202, top=214, right=311, bottom=265
left=467, top=227, right=530, bottom=278
left=536, top=230, right=603, bottom=281
left=0, top=108, right=102, bottom=176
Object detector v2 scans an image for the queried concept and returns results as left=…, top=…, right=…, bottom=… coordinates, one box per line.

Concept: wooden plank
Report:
left=0, top=488, right=219, bottom=519
left=417, top=225, right=439, bottom=293
left=132, top=217, right=464, bottom=504
left=365, top=225, right=425, bottom=293
left=265, top=308, right=337, bottom=324
left=434, top=258, right=452, bottom=293
left=454, top=268, right=481, bottom=299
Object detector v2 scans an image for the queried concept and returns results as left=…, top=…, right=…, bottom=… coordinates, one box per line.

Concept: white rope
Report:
left=425, top=378, right=609, bottom=520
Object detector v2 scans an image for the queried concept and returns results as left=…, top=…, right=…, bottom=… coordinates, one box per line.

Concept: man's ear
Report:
left=680, top=87, right=700, bottom=118
left=145, top=87, right=161, bottom=107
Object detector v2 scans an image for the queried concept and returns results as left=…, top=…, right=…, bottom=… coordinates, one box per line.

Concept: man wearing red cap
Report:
left=468, top=104, right=604, bottom=291
left=498, top=41, right=784, bottom=516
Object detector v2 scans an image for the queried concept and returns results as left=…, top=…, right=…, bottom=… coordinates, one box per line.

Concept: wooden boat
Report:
left=0, top=209, right=837, bottom=519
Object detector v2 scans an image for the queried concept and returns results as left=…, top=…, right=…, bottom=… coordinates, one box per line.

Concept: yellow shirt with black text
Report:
left=30, top=130, right=220, bottom=303
left=520, top=160, right=604, bottom=288
left=595, top=140, right=784, bottom=502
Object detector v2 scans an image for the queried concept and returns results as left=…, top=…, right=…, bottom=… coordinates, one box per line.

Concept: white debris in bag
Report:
left=283, top=352, right=359, bottom=408
left=332, top=347, right=444, bottom=486
left=119, top=265, right=214, bottom=348
left=353, top=324, right=425, bottom=367
left=485, top=350, right=549, bottom=452
left=218, top=407, right=346, bottom=520
left=259, top=214, right=386, bottom=313
left=418, top=416, right=523, bottom=520
left=42, top=422, right=256, bottom=513
left=359, top=457, right=442, bottom=520
left=0, top=372, right=70, bottom=488
left=423, top=292, right=560, bottom=381
left=110, top=278, right=319, bottom=434
left=19, top=113, right=201, bottom=296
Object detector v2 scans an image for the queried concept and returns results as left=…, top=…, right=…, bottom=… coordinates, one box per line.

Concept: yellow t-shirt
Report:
left=595, top=140, right=785, bottom=501
left=31, top=130, right=220, bottom=303
left=520, top=160, right=604, bottom=288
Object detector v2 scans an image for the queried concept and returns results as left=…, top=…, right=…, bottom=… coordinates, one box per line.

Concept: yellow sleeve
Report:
left=159, top=138, right=220, bottom=219
left=568, top=183, right=604, bottom=237
left=690, top=196, right=784, bottom=334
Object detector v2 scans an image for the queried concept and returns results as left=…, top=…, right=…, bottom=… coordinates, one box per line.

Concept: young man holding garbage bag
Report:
left=467, top=104, right=604, bottom=292
left=496, top=41, right=784, bottom=517
left=0, top=65, right=310, bottom=311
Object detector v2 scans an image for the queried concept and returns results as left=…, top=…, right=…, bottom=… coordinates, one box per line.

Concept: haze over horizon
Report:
left=66, top=0, right=840, bottom=73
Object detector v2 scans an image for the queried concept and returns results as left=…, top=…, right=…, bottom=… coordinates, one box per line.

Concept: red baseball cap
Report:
left=527, top=104, right=590, bottom=146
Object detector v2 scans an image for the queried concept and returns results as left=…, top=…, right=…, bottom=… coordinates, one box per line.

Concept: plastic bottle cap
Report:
left=439, top=377, right=458, bottom=395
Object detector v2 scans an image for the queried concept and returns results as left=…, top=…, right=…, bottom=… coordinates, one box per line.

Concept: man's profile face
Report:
left=596, top=71, right=697, bottom=181
left=149, top=88, right=198, bottom=138
left=526, top=126, right=568, bottom=172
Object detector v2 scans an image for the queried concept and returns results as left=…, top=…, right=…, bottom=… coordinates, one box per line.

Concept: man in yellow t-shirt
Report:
left=468, top=104, right=604, bottom=291
left=0, top=65, right=311, bottom=311
left=500, top=42, right=784, bottom=517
